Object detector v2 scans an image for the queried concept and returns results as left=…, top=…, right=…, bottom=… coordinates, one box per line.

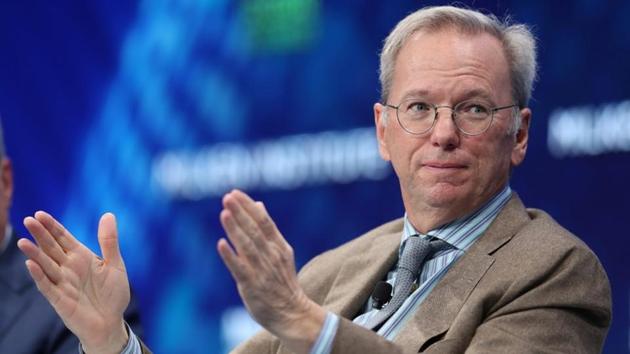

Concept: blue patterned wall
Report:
left=1, top=1, right=628, bottom=353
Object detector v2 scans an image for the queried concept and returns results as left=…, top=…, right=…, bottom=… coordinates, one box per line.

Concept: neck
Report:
left=406, top=207, right=461, bottom=234
left=404, top=184, right=509, bottom=234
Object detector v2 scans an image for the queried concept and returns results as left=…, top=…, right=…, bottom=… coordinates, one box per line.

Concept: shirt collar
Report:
left=402, top=185, right=512, bottom=251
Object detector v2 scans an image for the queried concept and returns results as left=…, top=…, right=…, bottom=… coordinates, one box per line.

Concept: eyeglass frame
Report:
left=382, top=99, right=520, bottom=136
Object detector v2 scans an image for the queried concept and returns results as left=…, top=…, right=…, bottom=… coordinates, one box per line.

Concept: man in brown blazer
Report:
left=17, top=5, right=611, bottom=354
left=232, top=195, right=610, bottom=353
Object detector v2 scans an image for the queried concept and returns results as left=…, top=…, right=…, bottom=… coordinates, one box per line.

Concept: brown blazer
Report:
left=232, top=195, right=612, bottom=353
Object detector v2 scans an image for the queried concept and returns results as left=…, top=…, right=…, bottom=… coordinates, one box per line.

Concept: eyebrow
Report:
left=457, top=89, right=496, bottom=104
left=397, top=89, right=431, bottom=102
left=395, top=88, right=497, bottom=105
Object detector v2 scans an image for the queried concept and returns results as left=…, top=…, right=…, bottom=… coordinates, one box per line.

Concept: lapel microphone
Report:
left=371, top=281, right=393, bottom=309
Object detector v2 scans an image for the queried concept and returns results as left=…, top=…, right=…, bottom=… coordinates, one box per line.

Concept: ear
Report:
left=374, top=103, right=391, bottom=161
left=511, top=108, right=531, bottom=167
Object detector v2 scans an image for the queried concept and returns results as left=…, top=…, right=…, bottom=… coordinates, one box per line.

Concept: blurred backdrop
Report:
left=0, top=0, right=629, bottom=353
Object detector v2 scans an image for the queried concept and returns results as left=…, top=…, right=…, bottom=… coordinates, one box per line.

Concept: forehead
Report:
left=391, top=28, right=511, bottom=102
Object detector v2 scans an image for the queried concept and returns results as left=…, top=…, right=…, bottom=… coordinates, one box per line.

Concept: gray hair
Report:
left=379, top=5, right=538, bottom=113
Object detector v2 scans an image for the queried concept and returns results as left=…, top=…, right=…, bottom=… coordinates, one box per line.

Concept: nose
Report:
left=429, top=106, right=460, bottom=150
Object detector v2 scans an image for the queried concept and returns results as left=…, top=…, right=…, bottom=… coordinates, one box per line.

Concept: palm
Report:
left=57, top=243, right=129, bottom=338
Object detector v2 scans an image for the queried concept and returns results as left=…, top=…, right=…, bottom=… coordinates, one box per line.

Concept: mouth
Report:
left=422, top=161, right=468, bottom=170
left=422, top=161, right=468, bottom=174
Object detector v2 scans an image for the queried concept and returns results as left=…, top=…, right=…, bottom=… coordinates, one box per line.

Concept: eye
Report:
left=458, top=102, right=490, bottom=116
left=405, top=101, right=431, bottom=113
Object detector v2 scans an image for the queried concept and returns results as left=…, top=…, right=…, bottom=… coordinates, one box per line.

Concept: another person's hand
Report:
left=18, top=211, right=130, bottom=354
left=217, top=190, right=327, bottom=354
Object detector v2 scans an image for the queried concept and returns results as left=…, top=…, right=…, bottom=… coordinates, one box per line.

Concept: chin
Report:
left=417, top=182, right=472, bottom=209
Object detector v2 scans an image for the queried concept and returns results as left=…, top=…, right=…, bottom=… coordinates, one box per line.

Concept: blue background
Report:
left=1, top=0, right=629, bottom=353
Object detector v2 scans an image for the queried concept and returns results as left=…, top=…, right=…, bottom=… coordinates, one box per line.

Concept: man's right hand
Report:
left=18, top=211, right=130, bottom=354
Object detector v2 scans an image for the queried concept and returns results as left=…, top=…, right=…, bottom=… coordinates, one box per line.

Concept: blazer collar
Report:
left=323, top=220, right=403, bottom=319
left=394, top=193, right=530, bottom=349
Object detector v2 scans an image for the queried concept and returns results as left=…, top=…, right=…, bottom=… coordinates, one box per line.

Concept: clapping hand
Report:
left=17, top=192, right=328, bottom=354
left=217, top=190, right=327, bottom=353
left=18, top=211, right=130, bottom=354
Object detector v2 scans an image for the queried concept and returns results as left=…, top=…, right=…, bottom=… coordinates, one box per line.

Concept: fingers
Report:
left=17, top=238, right=64, bottom=284
left=217, top=192, right=309, bottom=336
left=222, top=190, right=286, bottom=247
left=219, top=190, right=290, bottom=281
left=23, top=258, right=64, bottom=307
left=23, top=215, right=68, bottom=266
left=216, top=238, right=248, bottom=282
left=97, top=213, right=125, bottom=269
left=223, top=196, right=270, bottom=253
left=235, top=193, right=283, bottom=244
left=33, top=211, right=81, bottom=252
left=219, top=207, right=260, bottom=267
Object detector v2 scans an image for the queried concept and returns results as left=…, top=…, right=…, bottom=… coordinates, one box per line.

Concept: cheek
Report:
left=388, top=145, right=413, bottom=180
left=386, top=131, right=419, bottom=170
left=476, top=140, right=514, bottom=182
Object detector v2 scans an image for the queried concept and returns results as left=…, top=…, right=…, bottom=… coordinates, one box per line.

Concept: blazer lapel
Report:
left=394, top=194, right=531, bottom=350
left=323, top=220, right=402, bottom=319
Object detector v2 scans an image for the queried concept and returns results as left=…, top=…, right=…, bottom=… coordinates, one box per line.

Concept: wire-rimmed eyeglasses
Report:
left=384, top=99, right=519, bottom=136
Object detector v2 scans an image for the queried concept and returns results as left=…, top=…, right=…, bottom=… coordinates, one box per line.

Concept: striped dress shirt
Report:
left=79, top=323, right=141, bottom=354
left=310, top=185, right=513, bottom=354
